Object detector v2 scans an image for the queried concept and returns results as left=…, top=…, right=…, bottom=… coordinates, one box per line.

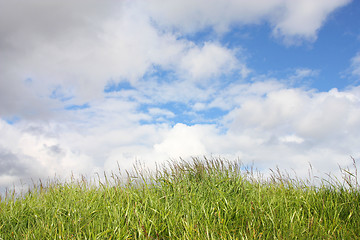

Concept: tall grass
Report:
left=0, top=157, right=359, bottom=239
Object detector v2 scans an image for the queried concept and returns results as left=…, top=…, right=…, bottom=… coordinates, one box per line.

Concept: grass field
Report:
left=0, top=157, right=359, bottom=239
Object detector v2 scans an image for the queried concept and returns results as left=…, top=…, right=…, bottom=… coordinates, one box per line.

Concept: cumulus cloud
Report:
left=179, top=43, right=247, bottom=82
left=154, top=123, right=210, bottom=158
left=271, top=0, right=352, bottom=44
left=221, top=85, right=360, bottom=168
left=224, top=85, right=360, bottom=137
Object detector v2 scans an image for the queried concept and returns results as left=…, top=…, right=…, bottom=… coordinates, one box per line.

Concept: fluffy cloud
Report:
left=154, top=123, right=211, bottom=158
left=271, top=0, right=352, bottom=43
left=179, top=43, right=247, bottom=82
left=236, top=87, right=359, bottom=141
left=220, top=85, right=360, bottom=173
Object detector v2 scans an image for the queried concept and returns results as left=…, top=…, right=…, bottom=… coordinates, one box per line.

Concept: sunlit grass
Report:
left=0, top=157, right=359, bottom=239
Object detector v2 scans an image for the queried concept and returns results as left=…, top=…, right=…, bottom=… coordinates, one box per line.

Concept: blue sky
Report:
left=1, top=0, right=360, bottom=190
left=223, top=1, right=360, bottom=91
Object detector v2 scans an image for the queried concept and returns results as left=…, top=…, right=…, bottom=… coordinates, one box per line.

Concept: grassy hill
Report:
left=1, top=157, right=359, bottom=239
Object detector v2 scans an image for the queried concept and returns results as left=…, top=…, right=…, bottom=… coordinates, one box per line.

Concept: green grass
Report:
left=0, top=157, right=359, bottom=239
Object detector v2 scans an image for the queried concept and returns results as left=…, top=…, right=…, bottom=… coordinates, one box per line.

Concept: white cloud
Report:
left=271, top=0, right=351, bottom=44
left=223, top=85, right=360, bottom=157
left=179, top=42, right=248, bottom=82
left=0, top=119, right=95, bottom=189
left=154, top=123, right=209, bottom=158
